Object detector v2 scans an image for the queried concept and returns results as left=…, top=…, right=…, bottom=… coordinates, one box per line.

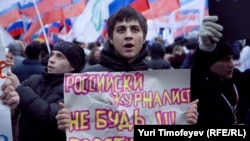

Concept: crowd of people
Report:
left=1, top=5, right=250, bottom=141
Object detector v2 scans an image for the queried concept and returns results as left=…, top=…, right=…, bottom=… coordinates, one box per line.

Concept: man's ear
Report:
left=109, top=38, right=113, bottom=44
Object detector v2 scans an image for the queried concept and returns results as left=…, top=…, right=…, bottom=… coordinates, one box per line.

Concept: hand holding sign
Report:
left=0, top=84, right=19, bottom=110
left=56, top=102, right=71, bottom=131
left=5, top=52, right=14, bottom=68
left=0, top=65, right=19, bottom=110
left=185, top=99, right=199, bottom=124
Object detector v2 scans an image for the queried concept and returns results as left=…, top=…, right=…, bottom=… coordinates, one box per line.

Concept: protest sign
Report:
left=0, top=47, right=13, bottom=141
left=64, top=69, right=190, bottom=141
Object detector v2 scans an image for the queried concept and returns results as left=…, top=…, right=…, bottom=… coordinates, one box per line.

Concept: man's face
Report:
left=173, top=45, right=184, bottom=56
left=109, top=20, right=144, bottom=63
left=47, top=50, right=73, bottom=73
left=94, top=50, right=100, bottom=60
left=209, top=55, right=234, bottom=80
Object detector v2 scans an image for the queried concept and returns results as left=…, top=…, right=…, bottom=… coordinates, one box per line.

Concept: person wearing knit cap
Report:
left=191, top=16, right=250, bottom=125
left=207, top=42, right=234, bottom=68
left=72, top=36, right=91, bottom=58
left=1, top=41, right=86, bottom=141
left=52, top=41, right=86, bottom=73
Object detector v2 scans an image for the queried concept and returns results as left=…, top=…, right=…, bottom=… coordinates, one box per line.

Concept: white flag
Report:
left=68, top=0, right=113, bottom=43
left=0, top=26, right=14, bottom=47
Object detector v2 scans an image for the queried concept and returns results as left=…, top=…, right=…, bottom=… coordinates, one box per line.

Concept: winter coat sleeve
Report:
left=16, top=75, right=62, bottom=126
left=191, top=48, right=213, bottom=101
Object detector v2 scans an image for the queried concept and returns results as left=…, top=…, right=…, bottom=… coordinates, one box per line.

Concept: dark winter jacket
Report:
left=191, top=48, right=250, bottom=125
left=83, top=45, right=149, bottom=72
left=16, top=69, right=66, bottom=141
left=12, top=58, right=45, bottom=82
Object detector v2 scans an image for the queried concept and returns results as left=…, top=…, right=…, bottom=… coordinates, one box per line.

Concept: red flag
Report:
left=20, top=0, right=73, bottom=19
left=0, top=8, right=21, bottom=28
left=20, top=0, right=55, bottom=19
left=63, top=0, right=87, bottom=18
left=142, top=0, right=180, bottom=19
left=24, top=9, right=64, bottom=41
left=53, top=0, right=72, bottom=7
left=24, top=0, right=86, bottom=41
left=130, top=0, right=149, bottom=12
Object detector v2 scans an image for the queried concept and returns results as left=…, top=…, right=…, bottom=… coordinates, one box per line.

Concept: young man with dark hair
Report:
left=56, top=6, right=199, bottom=131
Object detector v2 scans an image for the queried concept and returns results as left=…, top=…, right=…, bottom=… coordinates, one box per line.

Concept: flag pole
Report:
left=0, top=27, right=6, bottom=48
left=32, top=0, right=51, bottom=54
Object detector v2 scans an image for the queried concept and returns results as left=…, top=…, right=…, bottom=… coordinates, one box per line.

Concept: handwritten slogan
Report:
left=64, top=69, right=190, bottom=141
left=0, top=47, right=13, bottom=141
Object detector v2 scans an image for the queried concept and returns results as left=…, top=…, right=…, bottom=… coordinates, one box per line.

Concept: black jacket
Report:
left=83, top=45, right=149, bottom=72
left=191, top=48, right=250, bottom=124
left=16, top=69, right=66, bottom=141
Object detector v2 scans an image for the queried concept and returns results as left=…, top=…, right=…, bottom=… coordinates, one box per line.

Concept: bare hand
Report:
left=185, top=99, right=199, bottom=124
left=6, top=52, right=14, bottom=67
left=56, top=102, right=71, bottom=131
left=0, top=85, right=20, bottom=109
left=2, top=72, right=20, bottom=90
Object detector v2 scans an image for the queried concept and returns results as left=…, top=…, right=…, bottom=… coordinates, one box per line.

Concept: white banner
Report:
left=0, top=46, right=13, bottom=141
left=147, top=0, right=205, bottom=42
